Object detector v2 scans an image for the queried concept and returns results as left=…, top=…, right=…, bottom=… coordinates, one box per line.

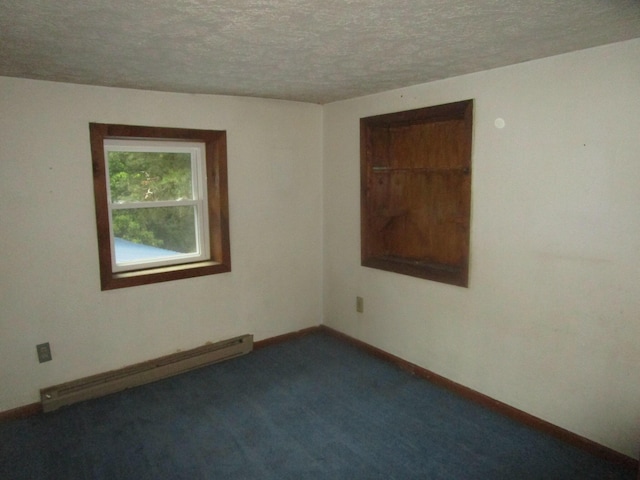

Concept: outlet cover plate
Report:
left=37, top=342, right=52, bottom=363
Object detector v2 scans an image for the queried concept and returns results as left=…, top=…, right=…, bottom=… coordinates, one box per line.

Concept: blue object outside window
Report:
left=114, top=238, right=179, bottom=263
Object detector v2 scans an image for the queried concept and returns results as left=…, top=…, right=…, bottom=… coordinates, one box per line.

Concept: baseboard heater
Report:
left=40, top=334, right=253, bottom=413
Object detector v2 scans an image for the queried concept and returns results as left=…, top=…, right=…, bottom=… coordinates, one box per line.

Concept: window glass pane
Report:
left=114, top=238, right=180, bottom=263
left=108, top=151, right=193, bottom=202
left=112, top=206, right=197, bottom=261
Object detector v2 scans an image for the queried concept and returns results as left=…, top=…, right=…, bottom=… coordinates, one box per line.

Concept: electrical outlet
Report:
left=37, top=343, right=52, bottom=363
left=356, top=296, right=364, bottom=313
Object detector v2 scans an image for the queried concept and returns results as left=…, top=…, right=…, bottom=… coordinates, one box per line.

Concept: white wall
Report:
left=0, top=78, right=323, bottom=411
left=323, top=39, right=640, bottom=457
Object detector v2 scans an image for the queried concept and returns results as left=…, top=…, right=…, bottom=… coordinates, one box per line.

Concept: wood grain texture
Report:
left=361, top=100, right=472, bottom=286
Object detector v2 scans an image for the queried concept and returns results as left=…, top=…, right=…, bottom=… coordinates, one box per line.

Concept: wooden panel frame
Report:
left=360, top=100, right=473, bottom=286
left=89, top=123, right=231, bottom=290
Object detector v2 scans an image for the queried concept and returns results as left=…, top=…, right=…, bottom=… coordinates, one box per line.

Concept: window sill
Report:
left=103, top=260, right=231, bottom=290
left=362, top=256, right=467, bottom=287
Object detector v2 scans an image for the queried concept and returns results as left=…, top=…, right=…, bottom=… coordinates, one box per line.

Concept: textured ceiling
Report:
left=1, top=0, right=639, bottom=104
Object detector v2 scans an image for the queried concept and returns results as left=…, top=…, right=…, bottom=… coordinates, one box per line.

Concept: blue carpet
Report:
left=0, top=332, right=634, bottom=479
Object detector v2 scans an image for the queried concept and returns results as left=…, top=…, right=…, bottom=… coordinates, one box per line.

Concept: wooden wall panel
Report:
left=360, top=100, right=472, bottom=286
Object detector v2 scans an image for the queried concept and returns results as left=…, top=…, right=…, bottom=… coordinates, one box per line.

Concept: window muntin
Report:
left=104, top=140, right=210, bottom=272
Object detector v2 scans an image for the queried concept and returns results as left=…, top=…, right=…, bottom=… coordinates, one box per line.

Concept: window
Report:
left=360, top=100, right=473, bottom=287
left=90, top=124, right=231, bottom=290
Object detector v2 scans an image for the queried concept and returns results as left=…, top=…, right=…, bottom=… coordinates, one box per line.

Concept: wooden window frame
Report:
left=90, top=123, right=231, bottom=290
left=360, top=100, right=473, bottom=287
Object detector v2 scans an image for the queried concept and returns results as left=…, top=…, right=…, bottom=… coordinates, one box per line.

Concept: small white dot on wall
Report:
left=494, top=118, right=506, bottom=129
